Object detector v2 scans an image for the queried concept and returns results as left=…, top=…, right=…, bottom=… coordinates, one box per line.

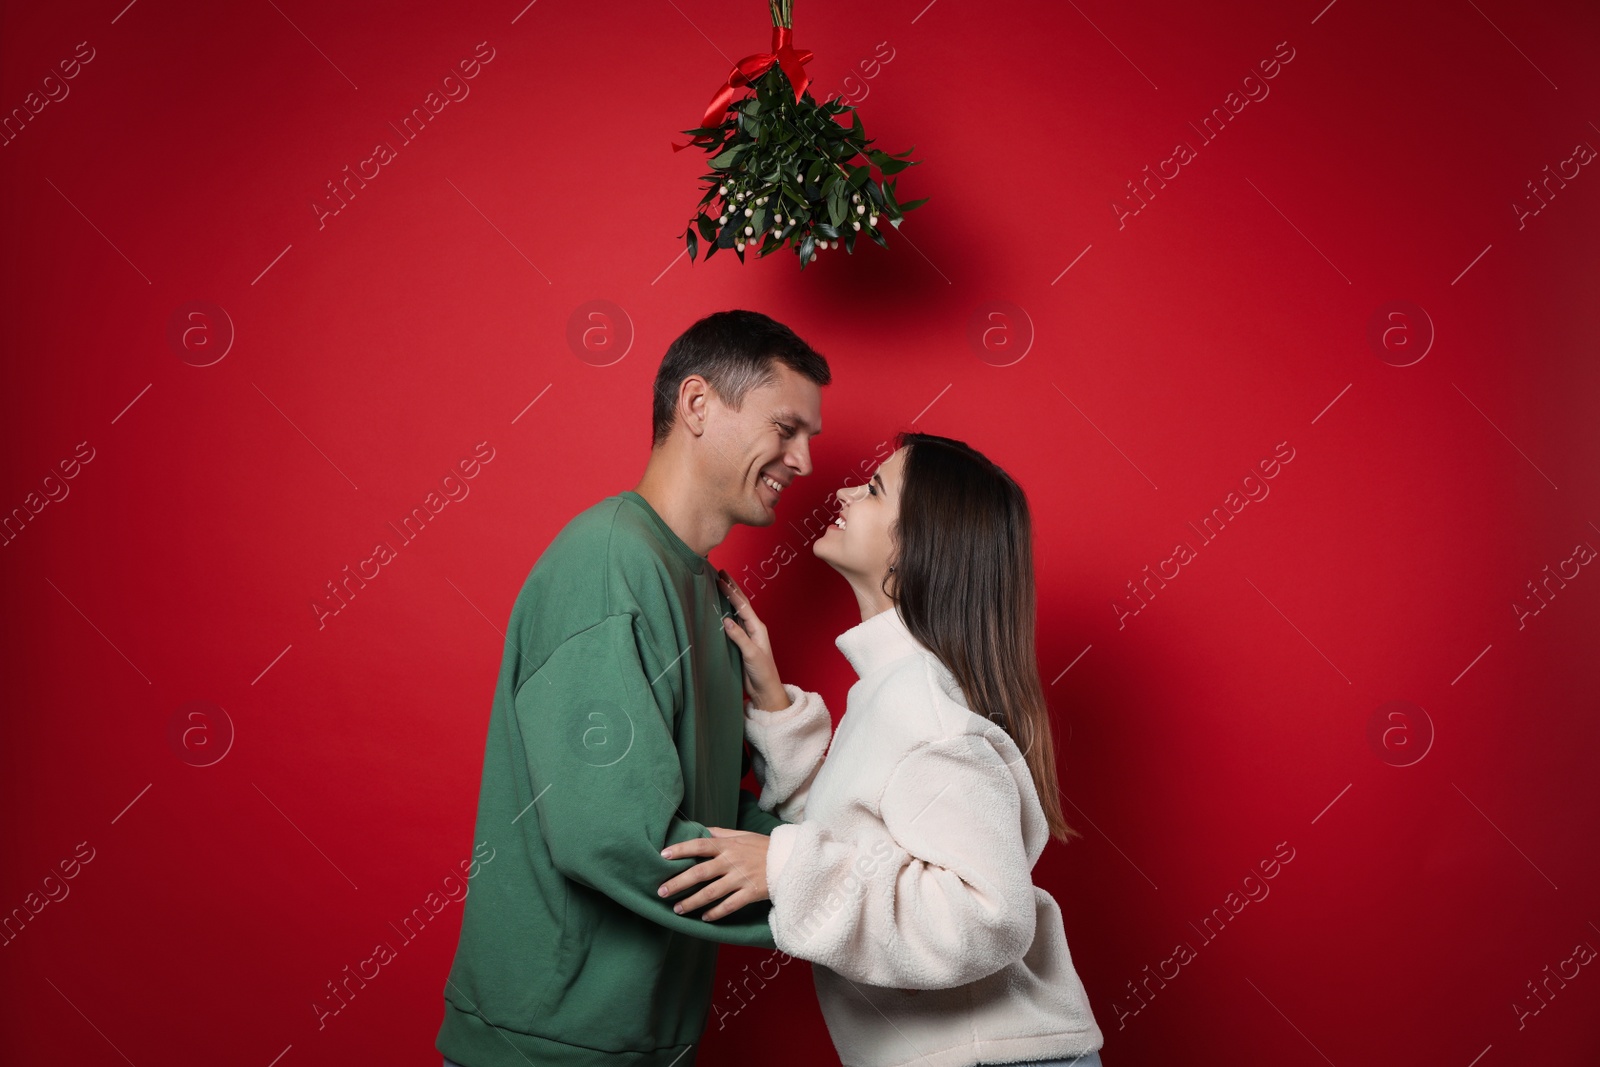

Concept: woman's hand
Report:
left=716, top=569, right=789, bottom=711
left=658, top=827, right=771, bottom=920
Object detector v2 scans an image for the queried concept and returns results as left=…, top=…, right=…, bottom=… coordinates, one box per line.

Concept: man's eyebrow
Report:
left=773, top=409, right=821, bottom=435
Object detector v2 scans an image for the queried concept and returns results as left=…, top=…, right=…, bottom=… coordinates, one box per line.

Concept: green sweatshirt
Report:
left=437, top=490, right=785, bottom=1067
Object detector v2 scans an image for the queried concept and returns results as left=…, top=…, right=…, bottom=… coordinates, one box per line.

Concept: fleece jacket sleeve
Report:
left=766, top=732, right=1037, bottom=988
left=514, top=612, right=776, bottom=948
left=742, top=682, right=832, bottom=824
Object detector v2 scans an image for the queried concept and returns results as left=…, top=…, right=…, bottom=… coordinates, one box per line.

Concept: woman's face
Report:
left=813, top=446, right=905, bottom=581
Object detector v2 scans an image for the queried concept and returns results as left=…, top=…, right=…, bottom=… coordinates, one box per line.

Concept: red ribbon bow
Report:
left=673, top=26, right=814, bottom=152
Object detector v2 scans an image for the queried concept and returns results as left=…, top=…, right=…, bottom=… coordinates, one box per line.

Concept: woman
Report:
left=658, top=432, right=1106, bottom=1067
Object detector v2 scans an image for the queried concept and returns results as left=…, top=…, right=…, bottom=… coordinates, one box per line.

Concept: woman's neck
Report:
left=844, top=572, right=896, bottom=623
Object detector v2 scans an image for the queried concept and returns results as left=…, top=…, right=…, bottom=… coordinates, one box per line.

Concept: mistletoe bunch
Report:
left=677, top=3, right=925, bottom=268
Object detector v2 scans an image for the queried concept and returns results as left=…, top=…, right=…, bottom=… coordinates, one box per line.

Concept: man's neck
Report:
left=633, top=454, right=727, bottom=558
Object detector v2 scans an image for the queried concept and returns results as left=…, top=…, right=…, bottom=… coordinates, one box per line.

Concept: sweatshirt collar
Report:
left=618, top=491, right=708, bottom=575
left=835, top=605, right=931, bottom=679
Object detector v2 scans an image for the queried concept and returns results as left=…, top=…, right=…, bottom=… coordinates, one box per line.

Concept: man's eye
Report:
left=779, top=424, right=796, bottom=438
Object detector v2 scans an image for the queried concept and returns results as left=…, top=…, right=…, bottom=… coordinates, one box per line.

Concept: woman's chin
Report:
left=812, top=537, right=847, bottom=572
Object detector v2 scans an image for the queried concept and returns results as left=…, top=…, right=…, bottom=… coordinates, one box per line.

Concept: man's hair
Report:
left=650, top=310, right=831, bottom=448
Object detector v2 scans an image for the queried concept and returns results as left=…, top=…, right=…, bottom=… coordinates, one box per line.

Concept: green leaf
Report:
left=696, top=213, right=718, bottom=241
left=686, top=228, right=699, bottom=261
left=899, top=197, right=930, bottom=212
left=879, top=157, right=914, bottom=175
left=848, top=164, right=871, bottom=189
left=828, top=193, right=846, bottom=228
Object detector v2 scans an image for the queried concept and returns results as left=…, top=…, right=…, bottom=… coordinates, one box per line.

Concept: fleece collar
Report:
left=836, top=606, right=943, bottom=682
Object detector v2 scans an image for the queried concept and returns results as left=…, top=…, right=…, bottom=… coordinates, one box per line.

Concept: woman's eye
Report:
left=867, top=483, right=877, bottom=496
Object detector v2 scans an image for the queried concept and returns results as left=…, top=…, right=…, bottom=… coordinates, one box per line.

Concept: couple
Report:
left=437, top=310, right=1105, bottom=1067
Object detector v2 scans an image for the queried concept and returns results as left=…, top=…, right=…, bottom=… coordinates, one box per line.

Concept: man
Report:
left=437, top=309, right=830, bottom=1067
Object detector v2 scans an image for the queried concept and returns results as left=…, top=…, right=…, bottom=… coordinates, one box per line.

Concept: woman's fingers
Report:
left=720, top=615, right=752, bottom=649
left=701, top=887, right=754, bottom=921
left=660, top=836, right=720, bottom=861
left=717, top=570, right=762, bottom=627
left=717, top=567, right=747, bottom=602
left=673, top=872, right=748, bottom=917
left=658, top=840, right=726, bottom=899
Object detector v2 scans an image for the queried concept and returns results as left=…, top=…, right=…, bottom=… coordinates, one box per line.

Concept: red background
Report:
left=2, top=0, right=1597, bottom=1064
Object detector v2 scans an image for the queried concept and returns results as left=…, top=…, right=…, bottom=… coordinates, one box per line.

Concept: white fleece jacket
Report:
left=745, top=605, right=1105, bottom=1067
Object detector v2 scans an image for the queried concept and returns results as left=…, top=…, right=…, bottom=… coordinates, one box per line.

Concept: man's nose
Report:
left=790, top=440, right=813, bottom=479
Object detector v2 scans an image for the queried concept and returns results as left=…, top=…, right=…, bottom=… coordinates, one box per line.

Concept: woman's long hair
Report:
left=883, top=431, right=1079, bottom=844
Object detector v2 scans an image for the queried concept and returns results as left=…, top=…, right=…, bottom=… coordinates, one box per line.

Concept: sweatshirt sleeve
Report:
left=742, top=682, right=832, bottom=824
left=514, top=612, right=776, bottom=948
left=765, top=732, right=1037, bottom=988
left=736, top=784, right=785, bottom=835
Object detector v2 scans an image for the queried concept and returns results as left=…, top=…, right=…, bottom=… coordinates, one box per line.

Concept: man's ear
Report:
left=680, top=375, right=709, bottom=438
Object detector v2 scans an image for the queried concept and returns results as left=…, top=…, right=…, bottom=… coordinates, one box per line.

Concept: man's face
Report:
left=704, top=361, right=822, bottom=528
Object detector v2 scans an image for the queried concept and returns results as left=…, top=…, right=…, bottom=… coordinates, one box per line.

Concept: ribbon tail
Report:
left=776, top=48, right=813, bottom=101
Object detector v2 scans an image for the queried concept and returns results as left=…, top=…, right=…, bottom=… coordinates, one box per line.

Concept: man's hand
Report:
left=658, top=827, right=771, bottom=920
